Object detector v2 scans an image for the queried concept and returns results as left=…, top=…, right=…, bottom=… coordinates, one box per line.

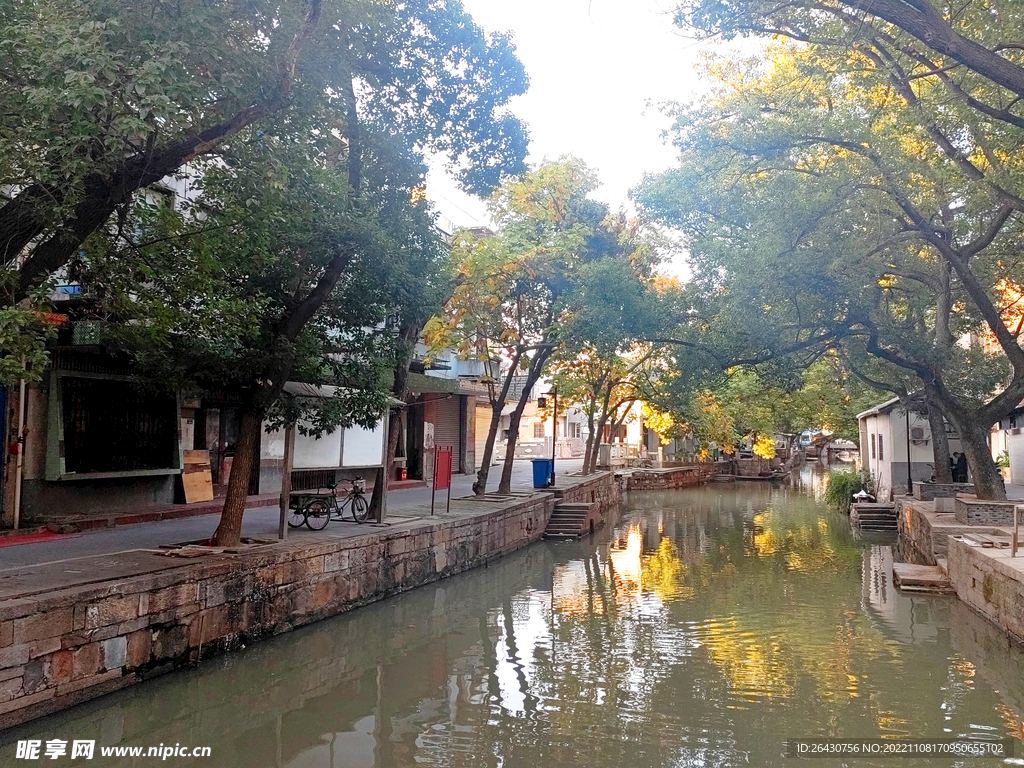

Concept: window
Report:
left=568, top=421, right=581, bottom=439
left=61, top=377, right=178, bottom=474
left=878, top=434, right=884, bottom=461
left=870, top=433, right=876, bottom=459
left=534, top=422, right=545, bottom=439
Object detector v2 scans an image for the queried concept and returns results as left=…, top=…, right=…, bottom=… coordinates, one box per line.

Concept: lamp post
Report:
left=905, top=407, right=914, bottom=496
left=540, top=387, right=558, bottom=487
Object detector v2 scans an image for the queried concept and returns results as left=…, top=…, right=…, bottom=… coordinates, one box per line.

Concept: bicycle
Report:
left=287, top=477, right=369, bottom=530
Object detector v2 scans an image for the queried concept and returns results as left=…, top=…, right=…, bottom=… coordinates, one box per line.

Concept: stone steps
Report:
left=892, top=562, right=955, bottom=594
left=851, top=502, right=897, bottom=532
left=543, top=502, right=598, bottom=539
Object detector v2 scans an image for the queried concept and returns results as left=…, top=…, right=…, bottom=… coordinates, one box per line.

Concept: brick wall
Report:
left=912, top=481, right=974, bottom=501
left=954, top=496, right=1018, bottom=525
left=0, top=494, right=555, bottom=727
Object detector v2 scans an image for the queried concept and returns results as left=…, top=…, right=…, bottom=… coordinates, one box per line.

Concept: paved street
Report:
left=0, top=459, right=583, bottom=567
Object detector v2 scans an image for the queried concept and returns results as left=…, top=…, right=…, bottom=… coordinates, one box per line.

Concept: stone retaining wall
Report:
left=895, top=497, right=1007, bottom=565
left=548, top=471, right=621, bottom=509
left=912, top=481, right=974, bottom=501
left=954, top=496, right=1018, bottom=525
left=624, top=466, right=714, bottom=491
left=0, top=492, right=560, bottom=728
left=947, top=538, right=1024, bottom=646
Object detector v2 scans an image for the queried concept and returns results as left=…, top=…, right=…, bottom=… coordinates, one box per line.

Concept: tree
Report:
left=436, top=160, right=661, bottom=491
left=673, top=0, right=1024, bottom=109
left=436, top=159, right=595, bottom=494
left=0, top=0, right=528, bottom=298
left=637, top=41, right=1024, bottom=499
left=71, top=0, right=530, bottom=545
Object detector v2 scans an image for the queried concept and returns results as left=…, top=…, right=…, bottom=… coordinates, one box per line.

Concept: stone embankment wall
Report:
left=895, top=497, right=1010, bottom=565
left=947, top=538, right=1024, bottom=646
left=624, top=466, right=715, bottom=492
left=548, top=471, right=621, bottom=508
left=1, top=482, right=604, bottom=727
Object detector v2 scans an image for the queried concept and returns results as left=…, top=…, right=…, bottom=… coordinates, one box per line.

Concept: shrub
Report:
left=824, top=467, right=874, bottom=513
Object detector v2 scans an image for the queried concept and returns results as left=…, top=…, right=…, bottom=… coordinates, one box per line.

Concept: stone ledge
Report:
left=912, top=481, right=974, bottom=501
left=954, top=495, right=1018, bottom=525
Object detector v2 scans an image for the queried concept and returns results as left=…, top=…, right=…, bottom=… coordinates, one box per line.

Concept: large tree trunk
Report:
left=581, top=398, right=597, bottom=476
left=586, top=383, right=616, bottom=474
left=958, top=417, right=1005, bottom=500
left=368, top=408, right=402, bottom=523
left=473, top=405, right=504, bottom=495
left=588, top=412, right=611, bottom=474
left=497, top=351, right=551, bottom=494
left=932, top=392, right=1005, bottom=500
left=212, top=403, right=264, bottom=547
left=473, top=351, right=522, bottom=496
left=497, top=391, right=531, bottom=494
left=927, top=403, right=953, bottom=483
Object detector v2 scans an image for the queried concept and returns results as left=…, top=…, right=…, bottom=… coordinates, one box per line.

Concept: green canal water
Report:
left=3, top=467, right=1024, bottom=767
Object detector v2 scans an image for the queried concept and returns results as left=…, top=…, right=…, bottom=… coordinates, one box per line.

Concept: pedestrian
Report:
left=953, top=452, right=968, bottom=483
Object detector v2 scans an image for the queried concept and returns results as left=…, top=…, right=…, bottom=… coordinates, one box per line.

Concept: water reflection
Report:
left=2, top=478, right=1023, bottom=767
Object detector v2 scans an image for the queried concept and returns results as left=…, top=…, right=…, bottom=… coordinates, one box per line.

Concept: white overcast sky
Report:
left=426, top=0, right=716, bottom=231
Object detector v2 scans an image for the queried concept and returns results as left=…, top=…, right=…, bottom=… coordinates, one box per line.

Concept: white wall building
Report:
left=857, top=397, right=962, bottom=500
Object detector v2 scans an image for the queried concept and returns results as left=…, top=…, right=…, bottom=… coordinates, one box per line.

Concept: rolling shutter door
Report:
left=433, top=396, right=461, bottom=473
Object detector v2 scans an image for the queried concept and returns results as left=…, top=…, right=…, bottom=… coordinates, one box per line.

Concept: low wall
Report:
left=895, top=497, right=1006, bottom=565
left=912, top=481, right=974, bottom=501
left=954, top=496, right=1017, bottom=525
left=624, top=466, right=714, bottom=491
left=548, top=471, right=621, bottom=509
left=947, top=538, right=1024, bottom=646
left=735, top=458, right=771, bottom=477
left=0, top=493, right=557, bottom=727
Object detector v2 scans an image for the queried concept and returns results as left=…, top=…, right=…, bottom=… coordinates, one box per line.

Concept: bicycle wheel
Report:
left=287, top=505, right=307, bottom=528
left=304, top=499, right=331, bottom=531
left=350, top=494, right=369, bottom=523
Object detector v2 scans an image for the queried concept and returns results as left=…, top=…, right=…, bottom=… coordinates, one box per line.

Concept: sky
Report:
left=426, top=0, right=716, bottom=234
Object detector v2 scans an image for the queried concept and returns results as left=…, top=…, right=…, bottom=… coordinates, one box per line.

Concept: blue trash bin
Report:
left=531, top=458, right=553, bottom=488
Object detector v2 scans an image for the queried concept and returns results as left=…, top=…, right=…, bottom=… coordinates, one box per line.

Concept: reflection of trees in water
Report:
left=12, top=485, right=1024, bottom=767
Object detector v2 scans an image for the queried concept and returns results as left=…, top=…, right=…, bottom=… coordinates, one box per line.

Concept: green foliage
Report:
left=1, top=0, right=530, bottom=300
left=0, top=306, right=53, bottom=386
left=823, top=468, right=874, bottom=513
left=85, top=120, right=438, bottom=429
left=634, top=36, right=1024, bottom=501
left=997, top=449, right=1011, bottom=471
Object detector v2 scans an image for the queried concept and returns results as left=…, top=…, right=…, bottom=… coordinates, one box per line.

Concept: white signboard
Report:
left=293, top=423, right=342, bottom=469
left=343, top=418, right=386, bottom=467
left=424, top=422, right=435, bottom=451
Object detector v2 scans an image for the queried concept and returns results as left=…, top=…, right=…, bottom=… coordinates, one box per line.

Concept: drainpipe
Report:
left=13, top=357, right=26, bottom=530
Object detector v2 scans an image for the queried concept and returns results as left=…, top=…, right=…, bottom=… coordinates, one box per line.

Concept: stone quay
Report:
left=0, top=473, right=622, bottom=728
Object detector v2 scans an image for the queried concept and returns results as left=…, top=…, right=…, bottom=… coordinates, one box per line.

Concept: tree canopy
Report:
left=636, top=29, right=1024, bottom=497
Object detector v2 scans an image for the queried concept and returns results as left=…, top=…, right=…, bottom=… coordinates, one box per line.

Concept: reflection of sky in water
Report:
left=6, top=474, right=1024, bottom=768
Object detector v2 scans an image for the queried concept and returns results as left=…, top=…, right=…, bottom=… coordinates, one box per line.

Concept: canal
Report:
left=3, top=469, right=1024, bottom=767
